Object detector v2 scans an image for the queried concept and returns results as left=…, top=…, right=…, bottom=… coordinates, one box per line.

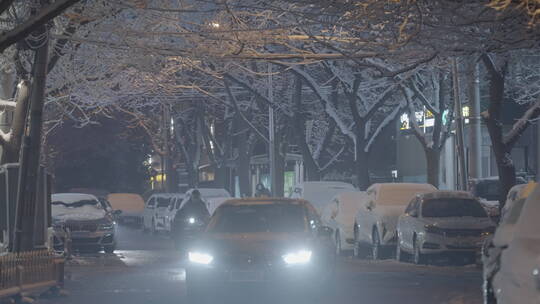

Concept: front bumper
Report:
left=55, top=230, right=115, bottom=249
left=418, top=232, right=486, bottom=254
left=186, top=262, right=328, bottom=289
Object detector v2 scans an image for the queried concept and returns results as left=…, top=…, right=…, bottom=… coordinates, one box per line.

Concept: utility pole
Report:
left=452, top=58, right=468, bottom=190
left=268, top=63, right=277, bottom=196
left=468, top=61, right=482, bottom=180
left=537, top=121, right=540, bottom=181
left=13, top=26, right=49, bottom=252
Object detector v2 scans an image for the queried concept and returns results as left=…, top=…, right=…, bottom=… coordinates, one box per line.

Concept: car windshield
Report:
left=209, top=203, right=307, bottom=233
left=422, top=198, right=487, bottom=218
left=156, top=197, right=171, bottom=208
left=51, top=199, right=101, bottom=209
left=504, top=198, right=527, bottom=224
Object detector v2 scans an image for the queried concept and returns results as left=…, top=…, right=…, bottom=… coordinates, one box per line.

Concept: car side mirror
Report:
left=366, top=201, right=374, bottom=211
left=113, top=210, right=122, bottom=215
left=318, top=226, right=333, bottom=238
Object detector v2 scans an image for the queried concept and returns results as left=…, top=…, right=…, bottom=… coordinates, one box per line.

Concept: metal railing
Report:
left=0, top=250, right=64, bottom=299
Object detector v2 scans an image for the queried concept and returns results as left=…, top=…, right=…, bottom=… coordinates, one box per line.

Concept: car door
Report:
left=358, top=188, right=377, bottom=244
left=401, top=197, right=420, bottom=252
left=143, top=197, right=156, bottom=229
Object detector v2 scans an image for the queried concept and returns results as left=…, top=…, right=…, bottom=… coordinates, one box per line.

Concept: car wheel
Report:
left=104, top=244, right=115, bottom=254
left=483, top=276, right=497, bottom=304
left=372, top=230, right=381, bottom=260
left=413, top=239, right=425, bottom=265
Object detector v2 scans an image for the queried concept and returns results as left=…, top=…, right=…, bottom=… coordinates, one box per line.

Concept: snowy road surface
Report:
left=40, top=226, right=482, bottom=304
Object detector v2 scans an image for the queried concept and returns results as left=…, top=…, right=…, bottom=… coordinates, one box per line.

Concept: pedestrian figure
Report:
left=171, top=189, right=210, bottom=250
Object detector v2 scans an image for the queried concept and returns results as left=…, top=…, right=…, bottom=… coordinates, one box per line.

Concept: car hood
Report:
left=193, top=232, right=313, bottom=256
left=422, top=217, right=494, bottom=229
left=52, top=205, right=107, bottom=222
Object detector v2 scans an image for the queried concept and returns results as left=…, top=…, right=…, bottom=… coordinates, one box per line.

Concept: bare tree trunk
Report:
left=425, top=148, right=441, bottom=188
left=14, top=28, right=49, bottom=252
left=355, top=141, right=370, bottom=190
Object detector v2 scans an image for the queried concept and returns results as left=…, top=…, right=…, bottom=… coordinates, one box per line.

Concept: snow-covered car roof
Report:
left=107, top=193, right=145, bottom=212
left=368, top=183, right=437, bottom=206
left=52, top=193, right=100, bottom=204
left=418, top=191, right=477, bottom=201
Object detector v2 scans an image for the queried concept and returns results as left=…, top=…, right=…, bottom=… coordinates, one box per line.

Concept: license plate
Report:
left=229, top=271, right=263, bottom=282
left=453, top=240, right=475, bottom=247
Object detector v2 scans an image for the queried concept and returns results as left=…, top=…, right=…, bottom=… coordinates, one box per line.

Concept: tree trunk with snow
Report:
left=481, top=54, right=540, bottom=208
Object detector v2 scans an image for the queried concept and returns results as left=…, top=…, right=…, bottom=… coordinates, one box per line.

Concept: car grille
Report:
left=442, top=229, right=483, bottom=238
left=65, top=222, right=98, bottom=232
left=72, top=237, right=101, bottom=244
left=221, top=254, right=276, bottom=269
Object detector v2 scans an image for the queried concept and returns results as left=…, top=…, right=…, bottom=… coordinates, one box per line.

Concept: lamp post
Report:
left=268, top=63, right=277, bottom=196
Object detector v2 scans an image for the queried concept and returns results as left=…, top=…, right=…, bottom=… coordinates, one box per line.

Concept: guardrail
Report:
left=0, top=250, right=64, bottom=299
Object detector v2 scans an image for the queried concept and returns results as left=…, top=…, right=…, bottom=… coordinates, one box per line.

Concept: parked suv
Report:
left=396, top=191, right=494, bottom=264
left=353, top=183, right=436, bottom=260
left=143, top=193, right=183, bottom=234
left=51, top=193, right=118, bottom=253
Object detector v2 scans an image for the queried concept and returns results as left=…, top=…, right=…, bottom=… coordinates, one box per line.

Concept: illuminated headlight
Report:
left=282, top=250, right=312, bottom=265
left=98, top=223, right=114, bottom=231
left=188, top=252, right=214, bottom=265
left=188, top=217, right=196, bottom=224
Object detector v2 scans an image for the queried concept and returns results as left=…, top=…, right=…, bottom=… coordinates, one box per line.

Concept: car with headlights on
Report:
left=51, top=193, right=118, bottom=253
left=185, top=198, right=336, bottom=303
left=396, top=191, right=495, bottom=265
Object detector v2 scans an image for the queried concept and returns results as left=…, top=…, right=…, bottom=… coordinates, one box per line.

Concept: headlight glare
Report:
left=188, top=252, right=213, bottom=265
left=282, top=250, right=312, bottom=265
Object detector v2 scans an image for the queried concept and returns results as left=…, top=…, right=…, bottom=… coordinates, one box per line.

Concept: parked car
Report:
left=162, top=194, right=186, bottom=233
left=107, top=193, right=146, bottom=226
left=353, top=183, right=437, bottom=260
left=143, top=193, right=174, bottom=233
left=185, top=198, right=336, bottom=302
left=482, top=182, right=536, bottom=304
left=182, top=188, right=232, bottom=215
left=396, top=191, right=495, bottom=265
left=290, top=181, right=356, bottom=213
left=470, top=177, right=526, bottom=220
left=321, top=191, right=367, bottom=255
left=489, top=183, right=540, bottom=304
left=51, top=193, right=118, bottom=253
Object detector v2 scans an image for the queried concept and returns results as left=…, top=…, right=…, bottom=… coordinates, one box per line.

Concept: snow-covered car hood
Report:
left=422, top=217, right=494, bottom=230
left=52, top=205, right=107, bottom=222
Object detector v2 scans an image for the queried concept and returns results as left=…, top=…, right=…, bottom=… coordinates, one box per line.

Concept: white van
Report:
left=353, top=183, right=436, bottom=260
left=321, top=191, right=367, bottom=255
left=290, top=181, right=356, bottom=213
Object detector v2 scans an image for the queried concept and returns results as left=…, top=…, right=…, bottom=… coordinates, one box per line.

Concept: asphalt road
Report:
left=39, top=225, right=482, bottom=304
